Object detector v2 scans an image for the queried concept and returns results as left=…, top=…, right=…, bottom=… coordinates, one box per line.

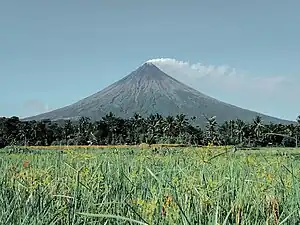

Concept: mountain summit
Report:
left=25, top=62, right=292, bottom=125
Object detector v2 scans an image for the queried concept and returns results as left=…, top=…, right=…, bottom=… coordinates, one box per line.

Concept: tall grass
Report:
left=0, top=146, right=300, bottom=224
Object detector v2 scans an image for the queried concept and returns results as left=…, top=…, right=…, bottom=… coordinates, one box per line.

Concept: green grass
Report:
left=1, top=146, right=300, bottom=224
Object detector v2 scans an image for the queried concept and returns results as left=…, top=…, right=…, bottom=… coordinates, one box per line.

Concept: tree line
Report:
left=0, top=112, right=300, bottom=148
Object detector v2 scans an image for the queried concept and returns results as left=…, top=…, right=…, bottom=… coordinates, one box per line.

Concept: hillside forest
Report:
left=0, top=113, right=300, bottom=148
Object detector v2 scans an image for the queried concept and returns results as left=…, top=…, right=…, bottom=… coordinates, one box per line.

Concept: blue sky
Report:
left=1, top=0, right=299, bottom=120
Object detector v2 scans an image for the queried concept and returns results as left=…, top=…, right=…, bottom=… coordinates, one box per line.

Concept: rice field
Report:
left=1, top=146, right=300, bottom=224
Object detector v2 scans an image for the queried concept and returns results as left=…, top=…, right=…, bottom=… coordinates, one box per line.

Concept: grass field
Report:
left=1, top=146, right=300, bottom=224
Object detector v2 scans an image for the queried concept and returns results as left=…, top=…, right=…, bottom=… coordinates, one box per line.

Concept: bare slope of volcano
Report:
left=25, top=62, right=292, bottom=125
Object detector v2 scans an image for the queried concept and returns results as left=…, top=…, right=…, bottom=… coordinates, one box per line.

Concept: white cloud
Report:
left=147, top=58, right=298, bottom=120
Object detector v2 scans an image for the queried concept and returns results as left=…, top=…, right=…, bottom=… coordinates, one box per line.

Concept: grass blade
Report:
left=77, top=212, right=149, bottom=225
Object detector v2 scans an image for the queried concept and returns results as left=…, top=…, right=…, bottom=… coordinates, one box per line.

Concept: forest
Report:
left=1, top=113, right=299, bottom=148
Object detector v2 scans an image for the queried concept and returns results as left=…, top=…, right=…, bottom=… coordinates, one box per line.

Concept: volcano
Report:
left=25, top=62, right=292, bottom=125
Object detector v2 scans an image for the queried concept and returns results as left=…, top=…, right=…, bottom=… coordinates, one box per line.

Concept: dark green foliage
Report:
left=0, top=137, right=6, bottom=148
left=0, top=113, right=299, bottom=147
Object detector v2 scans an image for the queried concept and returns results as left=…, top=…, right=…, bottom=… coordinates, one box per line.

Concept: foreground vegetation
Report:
left=1, top=146, right=300, bottom=224
left=1, top=113, right=300, bottom=149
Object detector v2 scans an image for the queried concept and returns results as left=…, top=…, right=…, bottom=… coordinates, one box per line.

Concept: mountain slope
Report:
left=25, top=62, right=293, bottom=125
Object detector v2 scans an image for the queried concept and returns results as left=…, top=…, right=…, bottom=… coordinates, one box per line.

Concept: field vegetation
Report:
left=1, top=113, right=300, bottom=224
left=1, top=145, right=300, bottom=224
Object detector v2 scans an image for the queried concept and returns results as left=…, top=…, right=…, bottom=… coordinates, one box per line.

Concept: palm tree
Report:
left=145, top=114, right=163, bottom=145
left=175, top=114, right=189, bottom=136
left=219, top=121, right=232, bottom=145
left=251, top=116, right=264, bottom=145
left=162, top=116, right=176, bottom=143
left=234, top=119, right=246, bottom=145
left=204, top=115, right=219, bottom=145
left=131, top=113, right=145, bottom=144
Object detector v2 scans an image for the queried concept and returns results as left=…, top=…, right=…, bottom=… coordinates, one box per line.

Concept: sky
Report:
left=1, top=0, right=299, bottom=121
